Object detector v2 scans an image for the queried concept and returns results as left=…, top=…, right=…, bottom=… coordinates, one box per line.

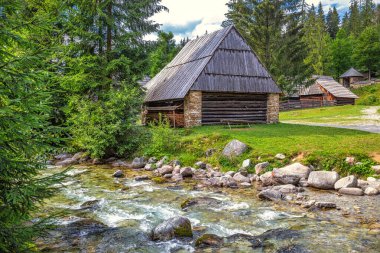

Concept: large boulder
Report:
left=307, top=171, right=340, bottom=190
left=334, top=175, right=357, bottom=190
left=233, top=172, right=250, bottom=183
left=273, top=163, right=311, bottom=181
left=257, top=189, right=284, bottom=201
left=260, top=171, right=277, bottom=186
left=222, top=140, right=247, bottom=157
left=151, top=216, right=193, bottom=241
left=255, top=162, right=269, bottom=175
left=131, top=157, right=146, bottom=169
left=338, top=187, right=363, bottom=196
left=195, top=234, right=224, bottom=249
left=180, top=167, right=193, bottom=177
left=158, top=165, right=173, bottom=175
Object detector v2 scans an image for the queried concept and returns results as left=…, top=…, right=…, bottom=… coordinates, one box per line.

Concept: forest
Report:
left=0, top=0, right=380, bottom=251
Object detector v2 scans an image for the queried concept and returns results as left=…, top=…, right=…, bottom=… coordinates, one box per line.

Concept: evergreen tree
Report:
left=148, top=31, right=179, bottom=77
left=348, top=0, right=362, bottom=36
left=326, top=6, right=340, bottom=38
left=328, top=29, right=354, bottom=77
left=361, top=0, right=376, bottom=28
left=0, top=0, right=64, bottom=250
left=353, top=26, right=380, bottom=79
left=342, top=11, right=350, bottom=31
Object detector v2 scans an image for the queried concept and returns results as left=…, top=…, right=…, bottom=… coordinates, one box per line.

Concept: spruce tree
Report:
left=349, top=0, right=362, bottom=36
left=326, top=6, right=340, bottom=38
left=361, top=0, right=376, bottom=28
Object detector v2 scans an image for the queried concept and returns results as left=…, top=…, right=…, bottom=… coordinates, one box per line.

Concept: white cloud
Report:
left=148, top=0, right=380, bottom=42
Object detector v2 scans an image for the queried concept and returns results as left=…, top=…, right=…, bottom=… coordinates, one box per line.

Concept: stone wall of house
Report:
left=184, top=91, right=202, bottom=127
left=267, top=93, right=279, bottom=124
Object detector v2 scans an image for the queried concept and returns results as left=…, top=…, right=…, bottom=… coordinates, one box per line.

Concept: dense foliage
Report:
left=225, top=0, right=380, bottom=92
left=0, top=0, right=65, bottom=251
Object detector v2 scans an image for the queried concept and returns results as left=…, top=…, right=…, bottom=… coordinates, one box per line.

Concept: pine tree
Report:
left=0, top=0, right=64, bottom=251
left=348, top=0, right=362, bottom=36
left=361, top=0, right=376, bottom=28
left=326, top=6, right=340, bottom=38
left=342, top=11, right=350, bottom=31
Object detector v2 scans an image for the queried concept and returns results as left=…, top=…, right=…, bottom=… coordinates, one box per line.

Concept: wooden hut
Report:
left=301, top=76, right=358, bottom=105
left=339, top=68, right=364, bottom=88
left=143, top=26, right=282, bottom=127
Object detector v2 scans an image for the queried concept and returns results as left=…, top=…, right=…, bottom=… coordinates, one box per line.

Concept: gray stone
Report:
left=225, top=171, right=235, bottom=177
left=275, top=153, right=286, bottom=160
left=156, top=156, right=168, bottom=169
left=307, top=171, right=340, bottom=190
left=242, top=159, right=251, bottom=169
left=233, top=172, right=250, bottom=183
left=148, top=157, right=157, bottom=163
left=131, top=157, right=146, bottom=169
left=358, top=179, right=369, bottom=189
left=240, top=182, right=252, bottom=188
left=220, top=176, right=237, bottom=188
left=301, top=200, right=316, bottom=208
left=339, top=187, right=363, bottom=196
left=80, top=200, right=100, bottom=210
left=207, top=177, right=223, bottom=187
left=171, top=160, right=181, bottom=167
left=92, top=158, right=103, bottom=165
left=367, top=177, right=377, bottom=182
left=172, top=174, right=183, bottom=182
left=173, top=165, right=181, bottom=175
left=238, top=168, right=248, bottom=177
left=273, top=163, right=311, bottom=180
left=195, top=234, right=223, bottom=249
left=151, top=216, right=193, bottom=241
left=299, top=178, right=308, bottom=187
left=72, top=152, right=85, bottom=161
left=257, top=189, right=284, bottom=201
left=180, top=167, right=193, bottom=177
left=195, top=161, right=207, bottom=170
left=222, top=140, right=248, bottom=157
left=54, top=153, right=72, bottom=160
left=158, top=165, right=173, bottom=175
left=372, top=165, right=380, bottom=174
left=135, top=175, right=150, bottom=181
left=56, top=158, right=79, bottom=167
left=144, top=163, right=156, bottom=171
left=113, top=170, right=124, bottom=178
left=272, top=184, right=303, bottom=193
left=163, top=173, right=173, bottom=179
left=260, top=171, right=277, bottom=186
left=250, top=175, right=258, bottom=183
left=315, top=202, right=336, bottom=209
left=334, top=175, right=358, bottom=190
left=364, top=187, right=379, bottom=196
left=255, top=162, right=269, bottom=175
left=112, top=160, right=129, bottom=167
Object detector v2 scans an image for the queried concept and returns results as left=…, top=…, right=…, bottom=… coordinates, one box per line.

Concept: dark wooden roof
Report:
left=144, top=26, right=281, bottom=102
left=339, top=68, right=364, bottom=78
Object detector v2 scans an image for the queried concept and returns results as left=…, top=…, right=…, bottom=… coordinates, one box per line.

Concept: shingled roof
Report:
left=316, top=76, right=359, bottom=99
left=144, top=26, right=281, bottom=102
left=339, top=67, right=364, bottom=78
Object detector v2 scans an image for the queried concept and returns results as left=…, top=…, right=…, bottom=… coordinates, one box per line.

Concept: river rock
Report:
left=206, top=177, right=223, bottom=187
left=180, top=167, right=193, bottom=177
left=250, top=175, right=258, bottom=183
left=54, top=153, right=72, bottom=160
left=367, top=177, right=377, bottom=182
left=148, top=157, right=157, bottom=163
left=220, top=176, right=238, bottom=188
left=272, top=184, right=302, bottom=193
left=151, top=216, right=192, bottom=241
left=315, top=202, right=336, bottom=209
left=242, top=159, right=252, bottom=169
left=172, top=174, right=183, bottom=182
left=135, top=175, right=150, bottom=181
left=275, top=153, right=286, bottom=160
left=163, top=173, right=173, bottom=179
left=307, top=171, right=339, bottom=189
left=113, top=170, right=124, bottom=178
left=334, top=175, right=357, bottom=190
left=72, top=152, right=85, bottom=161
left=255, top=162, right=269, bottom=175
left=80, top=200, right=100, bottom=210
left=257, top=189, right=284, bottom=201
left=238, top=168, right=248, bottom=177
left=240, top=182, right=252, bottom=188
left=131, top=157, right=146, bottom=169
left=225, top=171, right=235, bottom=177
left=358, top=179, right=369, bottom=189
left=273, top=163, right=311, bottom=181
left=144, top=163, right=156, bottom=171
left=299, top=178, right=308, bottom=187
left=195, top=234, right=224, bottom=249
left=92, top=158, right=103, bottom=165
left=173, top=165, right=181, bottom=174
left=194, top=161, right=206, bottom=170
left=181, top=197, right=222, bottom=210
left=158, top=165, right=173, bottom=175
left=222, top=140, right=247, bottom=157
left=56, top=158, right=79, bottom=167
left=364, top=187, right=379, bottom=195
left=260, top=171, right=277, bottom=186
left=112, top=160, right=129, bottom=167
left=233, top=172, right=250, bottom=183
left=372, top=165, right=380, bottom=174
left=339, top=187, right=363, bottom=196
left=155, top=156, right=168, bottom=169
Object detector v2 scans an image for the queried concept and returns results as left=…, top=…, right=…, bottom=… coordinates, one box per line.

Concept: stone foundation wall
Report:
left=267, top=93, right=279, bottom=124
left=184, top=91, right=202, bottom=127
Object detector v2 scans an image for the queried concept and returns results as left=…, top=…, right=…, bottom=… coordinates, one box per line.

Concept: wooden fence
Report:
left=280, top=100, right=336, bottom=111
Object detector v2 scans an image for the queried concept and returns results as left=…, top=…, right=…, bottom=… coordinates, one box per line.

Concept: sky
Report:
left=146, top=0, right=380, bottom=42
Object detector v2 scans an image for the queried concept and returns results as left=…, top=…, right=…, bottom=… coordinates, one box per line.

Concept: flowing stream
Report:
left=36, top=165, right=380, bottom=252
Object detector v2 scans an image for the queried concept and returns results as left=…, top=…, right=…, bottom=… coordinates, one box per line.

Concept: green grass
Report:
left=353, top=83, right=380, bottom=106
left=280, top=105, right=365, bottom=124
left=143, top=124, right=380, bottom=178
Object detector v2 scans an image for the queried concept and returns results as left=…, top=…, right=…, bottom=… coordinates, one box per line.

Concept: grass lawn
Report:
left=145, top=123, right=380, bottom=177
left=279, top=105, right=367, bottom=124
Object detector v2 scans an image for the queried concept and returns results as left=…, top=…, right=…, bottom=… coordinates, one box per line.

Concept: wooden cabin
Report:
left=143, top=26, right=282, bottom=127
left=299, top=76, right=358, bottom=106
left=339, top=68, right=364, bottom=88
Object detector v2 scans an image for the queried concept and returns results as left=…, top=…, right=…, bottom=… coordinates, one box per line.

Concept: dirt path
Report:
left=282, top=106, right=380, bottom=134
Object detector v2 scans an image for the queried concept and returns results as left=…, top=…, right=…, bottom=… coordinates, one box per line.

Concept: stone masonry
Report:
left=266, top=93, right=279, bottom=123
left=184, top=91, right=202, bottom=127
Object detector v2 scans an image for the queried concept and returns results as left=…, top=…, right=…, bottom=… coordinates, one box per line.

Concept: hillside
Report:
left=353, top=83, right=380, bottom=106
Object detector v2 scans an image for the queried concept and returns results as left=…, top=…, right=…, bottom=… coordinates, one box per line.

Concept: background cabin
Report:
left=339, top=68, right=364, bottom=88
left=143, top=26, right=282, bottom=127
